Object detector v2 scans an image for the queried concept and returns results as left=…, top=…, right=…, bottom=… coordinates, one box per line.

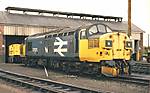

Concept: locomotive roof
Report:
left=29, top=23, right=94, bottom=37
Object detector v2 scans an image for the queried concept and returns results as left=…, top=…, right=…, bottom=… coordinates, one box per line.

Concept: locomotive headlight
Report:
left=105, top=40, right=112, bottom=47
left=126, top=41, right=132, bottom=48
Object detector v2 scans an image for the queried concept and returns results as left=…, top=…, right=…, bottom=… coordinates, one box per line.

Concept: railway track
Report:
left=0, top=68, right=150, bottom=93
left=31, top=65, right=150, bottom=90
left=100, top=75, right=150, bottom=93
left=0, top=69, right=104, bottom=93
left=90, top=74, right=150, bottom=88
left=131, top=62, right=150, bottom=74
left=111, top=75, right=150, bottom=85
left=81, top=73, right=150, bottom=92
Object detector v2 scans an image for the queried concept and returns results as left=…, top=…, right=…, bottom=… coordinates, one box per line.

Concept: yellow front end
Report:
left=99, top=32, right=132, bottom=61
left=9, top=45, right=13, bottom=56
left=9, top=44, right=22, bottom=57
left=79, top=32, right=132, bottom=76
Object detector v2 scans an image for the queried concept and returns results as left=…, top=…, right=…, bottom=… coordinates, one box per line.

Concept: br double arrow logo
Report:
left=54, top=37, right=68, bottom=56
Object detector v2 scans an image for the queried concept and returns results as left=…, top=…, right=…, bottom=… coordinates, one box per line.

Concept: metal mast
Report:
left=148, top=34, right=150, bottom=50
left=128, top=0, right=131, bottom=37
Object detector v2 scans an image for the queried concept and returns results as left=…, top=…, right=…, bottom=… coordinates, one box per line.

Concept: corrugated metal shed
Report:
left=3, top=25, right=51, bottom=35
left=0, top=11, right=144, bottom=33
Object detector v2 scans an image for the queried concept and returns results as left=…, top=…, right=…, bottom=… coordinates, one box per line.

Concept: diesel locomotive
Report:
left=24, top=23, right=132, bottom=77
left=8, top=44, right=25, bottom=63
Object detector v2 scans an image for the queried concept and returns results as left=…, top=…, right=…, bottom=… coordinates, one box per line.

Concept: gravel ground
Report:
left=0, top=62, right=149, bottom=93
left=0, top=80, right=31, bottom=93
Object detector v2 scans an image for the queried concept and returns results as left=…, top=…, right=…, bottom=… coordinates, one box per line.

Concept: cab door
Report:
left=79, top=29, right=88, bottom=61
left=79, top=25, right=100, bottom=62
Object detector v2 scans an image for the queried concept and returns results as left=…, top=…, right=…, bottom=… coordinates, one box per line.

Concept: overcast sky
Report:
left=0, top=0, right=150, bottom=46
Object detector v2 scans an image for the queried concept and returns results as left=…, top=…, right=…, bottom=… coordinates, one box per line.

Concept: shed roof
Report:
left=0, top=11, right=144, bottom=33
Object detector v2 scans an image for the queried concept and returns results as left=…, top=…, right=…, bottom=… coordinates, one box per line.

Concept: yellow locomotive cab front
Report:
left=99, top=32, right=132, bottom=76
left=79, top=23, right=132, bottom=77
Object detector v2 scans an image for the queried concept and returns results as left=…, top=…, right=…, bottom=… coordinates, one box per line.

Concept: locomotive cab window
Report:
left=88, top=26, right=98, bottom=35
left=106, top=27, right=112, bottom=33
left=80, top=29, right=87, bottom=39
left=97, top=25, right=106, bottom=33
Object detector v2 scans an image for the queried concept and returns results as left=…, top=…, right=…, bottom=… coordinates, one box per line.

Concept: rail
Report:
left=0, top=69, right=104, bottom=93
left=111, top=75, right=150, bottom=85
left=132, top=62, right=150, bottom=74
